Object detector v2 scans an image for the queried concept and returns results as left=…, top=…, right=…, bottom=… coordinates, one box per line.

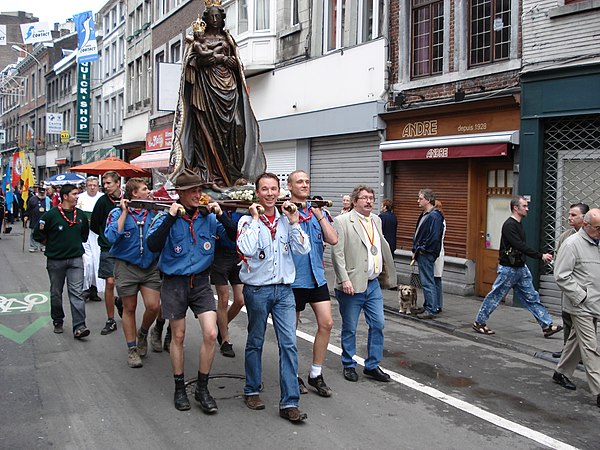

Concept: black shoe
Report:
left=53, top=323, right=64, bottom=334
left=195, top=385, right=218, bottom=414
left=552, top=351, right=562, bottom=359
left=115, top=297, right=123, bottom=318
left=100, top=319, right=117, bottom=335
left=217, top=329, right=222, bottom=346
left=298, top=376, right=308, bottom=394
left=552, top=371, right=576, bottom=390
left=74, top=327, right=90, bottom=339
left=308, top=374, right=333, bottom=397
left=220, top=341, right=235, bottom=358
left=363, top=366, right=391, bottom=382
left=343, top=367, right=358, bottom=382
left=174, top=389, right=191, bottom=411
left=82, top=289, right=90, bottom=303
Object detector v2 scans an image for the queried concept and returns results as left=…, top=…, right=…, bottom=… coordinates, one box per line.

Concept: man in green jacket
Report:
left=33, top=184, right=90, bottom=338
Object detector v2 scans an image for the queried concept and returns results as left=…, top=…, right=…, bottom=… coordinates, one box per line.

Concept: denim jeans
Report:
left=476, top=265, right=552, bottom=329
left=435, top=277, right=443, bottom=311
left=47, top=257, right=86, bottom=332
left=335, top=279, right=385, bottom=371
left=30, top=230, right=43, bottom=251
left=243, top=284, right=300, bottom=409
left=417, top=253, right=438, bottom=314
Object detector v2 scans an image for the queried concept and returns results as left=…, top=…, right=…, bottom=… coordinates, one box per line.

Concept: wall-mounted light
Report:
left=454, top=88, right=465, bottom=102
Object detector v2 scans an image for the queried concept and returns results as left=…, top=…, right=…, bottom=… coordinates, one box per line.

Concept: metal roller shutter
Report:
left=310, top=132, right=382, bottom=214
left=392, top=159, right=468, bottom=258
left=263, top=141, right=297, bottom=187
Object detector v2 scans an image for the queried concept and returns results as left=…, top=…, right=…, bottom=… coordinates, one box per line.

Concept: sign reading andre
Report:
left=0, top=292, right=51, bottom=344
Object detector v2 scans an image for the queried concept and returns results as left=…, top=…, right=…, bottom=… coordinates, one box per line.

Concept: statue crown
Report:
left=204, top=0, right=223, bottom=7
left=192, top=16, right=206, bottom=33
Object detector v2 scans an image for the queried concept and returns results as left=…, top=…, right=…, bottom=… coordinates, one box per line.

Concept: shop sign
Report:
left=76, top=63, right=90, bottom=143
left=146, top=128, right=173, bottom=151
left=60, top=131, right=70, bottom=143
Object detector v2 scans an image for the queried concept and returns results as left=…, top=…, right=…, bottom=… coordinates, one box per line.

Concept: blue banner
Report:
left=2, top=163, right=13, bottom=211
left=73, top=11, right=98, bottom=64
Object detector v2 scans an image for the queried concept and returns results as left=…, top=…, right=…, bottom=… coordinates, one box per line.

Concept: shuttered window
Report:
left=393, top=159, right=468, bottom=258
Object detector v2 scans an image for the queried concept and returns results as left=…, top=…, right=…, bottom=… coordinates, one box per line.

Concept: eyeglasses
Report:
left=357, top=196, right=375, bottom=202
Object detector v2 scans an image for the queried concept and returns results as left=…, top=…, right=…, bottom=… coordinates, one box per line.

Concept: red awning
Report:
left=130, top=149, right=171, bottom=169
left=381, top=143, right=508, bottom=161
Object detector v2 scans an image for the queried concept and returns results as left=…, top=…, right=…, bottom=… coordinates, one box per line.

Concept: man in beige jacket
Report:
left=332, top=185, right=397, bottom=383
left=552, top=208, right=600, bottom=409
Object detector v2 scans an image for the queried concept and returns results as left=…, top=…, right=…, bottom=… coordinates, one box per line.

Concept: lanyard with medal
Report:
left=258, top=214, right=278, bottom=259
left=128, top=208, right=149, bottom=256
left=358, top=216, right=378, bottom=256
left=58, top=205, right=78, bottom=227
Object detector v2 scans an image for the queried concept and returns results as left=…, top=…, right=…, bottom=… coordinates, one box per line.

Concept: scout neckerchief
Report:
left=58, top=205, right=77, bottom=227
left=298, top=202, right=313, bottom=223
left=128, top=207, right=149, bottom=256
left=108, top=191, right=123, bottom=206
left=181, top=207, right=200, bottom=245
left=259, top=213, right=278, bottom=240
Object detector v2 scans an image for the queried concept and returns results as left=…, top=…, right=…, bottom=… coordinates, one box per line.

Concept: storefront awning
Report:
left=380, top=130, right=519, bottom=161
left=130, top=149, right=171, bottom=169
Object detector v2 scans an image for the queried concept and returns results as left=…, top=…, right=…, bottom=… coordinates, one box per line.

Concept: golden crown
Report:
left=204, top=0, right=222, bottom=7
left=192, top=16, right=206, bottom=33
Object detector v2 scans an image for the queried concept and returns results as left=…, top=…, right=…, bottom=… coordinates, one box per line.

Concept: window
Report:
left=136, top=57, right=143, bottom=103
left=469, top=0, right=510, bottom=66
left=170, top=42, right=181, bottom=63
left=128, top=62, right=135, bottom=106
left=111, top=42, right=117, bottom=73
left=118, top=37, right=124, bottom=68
left=291, top=0, right=299, bottom=25
left=105, top=47, right=111, bottom=76
left=104, top=99, right=110, bottom=135
left=31, top=73, right=35, bottom=100
left=111, top=97, right=117, bottom=132
left=255, top=0, right=270, bottom=30
left=238, top=0, right=248, bottom=33
left=118, top=93, right=124, bottom=131
left=324, top=0, right=382, bottom=52
left=145, top=52, right=152, bottom=101
left=411, top=0, right=443, bottom=78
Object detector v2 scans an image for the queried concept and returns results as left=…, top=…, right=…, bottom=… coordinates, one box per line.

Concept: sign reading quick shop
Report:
left=76, top=62, right=91, bottom=143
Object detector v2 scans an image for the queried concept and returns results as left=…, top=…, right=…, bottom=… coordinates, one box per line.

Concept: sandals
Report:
left=543, top=324, right=563, bottom=338
left=472, top=322, right=495, bottom=335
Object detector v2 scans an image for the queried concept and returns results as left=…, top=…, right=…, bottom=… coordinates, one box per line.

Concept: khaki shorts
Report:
left=114, top=259, right=161, bottom=297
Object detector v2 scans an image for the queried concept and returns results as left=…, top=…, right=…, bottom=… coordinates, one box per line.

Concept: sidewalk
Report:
left=324, top=265, right=565, bottom=364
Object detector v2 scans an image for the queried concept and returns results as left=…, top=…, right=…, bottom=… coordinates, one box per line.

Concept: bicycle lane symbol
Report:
left=0, top=292, right=52, bottom=344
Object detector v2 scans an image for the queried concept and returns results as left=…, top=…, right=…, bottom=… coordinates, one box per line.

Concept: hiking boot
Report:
left=100, top=319, right=117, bottom=335
left=279, top=407, right=307, bottom=422
left=174, top=389, right=190, bottom=411
left=137, top=329, right=148, bottom=357
left=308, top=374, right=333, bottom=397
left=53, top=323, right=64, bottom=334
left=150, top=327, right=163, bottom=352
left=115, top=297, right=123, bottom=318
left=195, top=381, right=218, bottom=414
left=163, top=327, right=171, bottom=352
left=244, top=395, right=265, bottom=410
left=220, top=341, right=235, bottom=358
left=127, top=347, right=143, bottom=368
left=298, top=376, right=308, bottom=394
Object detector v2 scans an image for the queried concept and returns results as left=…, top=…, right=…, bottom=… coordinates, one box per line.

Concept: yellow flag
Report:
left=21, top=160, right=35, bottom=204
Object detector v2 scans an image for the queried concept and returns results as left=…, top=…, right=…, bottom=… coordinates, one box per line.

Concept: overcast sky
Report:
left=0, top=0, right=108, bottom=25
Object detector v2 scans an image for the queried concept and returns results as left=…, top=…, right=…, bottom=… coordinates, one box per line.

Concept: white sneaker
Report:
left=29, top=248, right=36, bottom=253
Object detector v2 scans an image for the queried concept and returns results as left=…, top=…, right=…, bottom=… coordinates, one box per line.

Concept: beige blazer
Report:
left=331, top=210, right=397, bottom=293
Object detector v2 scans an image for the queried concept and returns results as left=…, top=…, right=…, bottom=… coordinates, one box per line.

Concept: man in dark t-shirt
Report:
left=472, top=195, right=562, bottom=337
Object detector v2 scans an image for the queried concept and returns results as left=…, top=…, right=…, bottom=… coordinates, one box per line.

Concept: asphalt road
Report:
left=0, top=227, right=597, bottom=449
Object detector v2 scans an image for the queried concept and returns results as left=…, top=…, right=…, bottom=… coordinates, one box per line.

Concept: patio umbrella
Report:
left=44, top=172, right=87, bottom=186
left=70, top=157, right=150, bottom=178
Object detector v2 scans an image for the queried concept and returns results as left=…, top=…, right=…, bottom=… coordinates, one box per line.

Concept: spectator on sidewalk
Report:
left=288, top=170, right=338, bottom=397
left=33, top=184, right=90, bottom=338
left=23, top=184, right=49, bottom=252
left=552, top=208, right=600, bottom=409
left=412, top=189, right=444, bottom=319
left=473, top=195, right=562, bottom=337
left=379, top=198, right=397, bottom=254
left=552, top=202, right=590, bottom=358
left=340, top=194, right=352, bottom=215
left=433, top=200, right=447, bottom=313
left=331, top=185, right=396, bottom=383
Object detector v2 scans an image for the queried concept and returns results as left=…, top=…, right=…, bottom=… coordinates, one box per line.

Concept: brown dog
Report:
left=398, top=285, right=417, bottom=314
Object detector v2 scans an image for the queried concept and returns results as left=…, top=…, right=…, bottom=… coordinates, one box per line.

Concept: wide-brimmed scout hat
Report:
left=174, top=169, right=204, bottom=190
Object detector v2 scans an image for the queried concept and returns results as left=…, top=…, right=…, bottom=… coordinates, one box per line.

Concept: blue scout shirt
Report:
left=237, top=209, right=310, bottom=286
left=105, top=207, right=158, bottom=269
left=291, top=202, right=331, bottom=288
left=147, top=210, right=228, bottom=276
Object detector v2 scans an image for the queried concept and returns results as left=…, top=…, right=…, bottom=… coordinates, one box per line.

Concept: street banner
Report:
left=46, top=113, right=64, bottom=134
left=11, top=152, right=23, bottom=188
left=73, top=11, right=98, bottom=64
left=76, top=63, right=91, bottom=142
left=2, top=163, right=13, bottom=211
left=0, top=25, right=7, bottom=46
left=20, top=22, right=52, bottom=44
left=21, top=160, right=35, bottom=204
left=0, top=129, right=5, bottom=144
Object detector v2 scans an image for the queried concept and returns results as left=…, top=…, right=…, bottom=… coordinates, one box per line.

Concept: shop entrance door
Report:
left=475, top=163, right=514, bottom=297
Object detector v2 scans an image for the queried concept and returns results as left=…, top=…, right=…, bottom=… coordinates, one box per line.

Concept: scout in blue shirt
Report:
left=104, top=178, right=161, bottom=369
left=147, top=169, right=235, bottom=414
left=236, top=172, right=310, bottom=423
left=287, top=170, right=338, bottom=398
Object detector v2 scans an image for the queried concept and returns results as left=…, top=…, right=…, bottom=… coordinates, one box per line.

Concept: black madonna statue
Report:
left=168, top=0, right=266, bottom=187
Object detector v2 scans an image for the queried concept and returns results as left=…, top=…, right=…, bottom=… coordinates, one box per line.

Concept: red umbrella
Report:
left=70, top=157, right=150, bottom=178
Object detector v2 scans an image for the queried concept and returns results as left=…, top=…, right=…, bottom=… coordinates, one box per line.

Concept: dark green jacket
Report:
left=33, top=207, right=89, bottom=260
left=90, top=194, right=120, bottom=250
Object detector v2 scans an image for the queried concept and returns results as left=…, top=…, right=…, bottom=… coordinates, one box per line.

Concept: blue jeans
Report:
left=475, top=265, right=552, bottom=329
left=435, top=277, right=443, bottom=311
left=47, top=257, right=86, bottom=332
left=243, top=284, right=300, bottom=409
left=335, top=279, right=385, bottom=371
left=417, top=253, right=438, bottom=314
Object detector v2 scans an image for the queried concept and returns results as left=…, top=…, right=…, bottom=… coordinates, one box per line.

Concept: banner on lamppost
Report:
left=73, top=11, right=98, bottom=63
left=46, top=113, right=64, bottom=135
left=20, top=22, right=52, bottom=44
left=76, top=63, right=90, bottom=143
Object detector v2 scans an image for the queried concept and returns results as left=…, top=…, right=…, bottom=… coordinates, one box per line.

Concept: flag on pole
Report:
left=11, top=152, right=23, bottom=188
left=21, top=159, right=35, bottom=204
left=2, top=163, right=13, bottom=212
left=73, top=11, right=99, bottom=63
